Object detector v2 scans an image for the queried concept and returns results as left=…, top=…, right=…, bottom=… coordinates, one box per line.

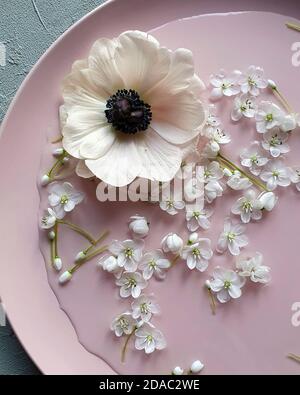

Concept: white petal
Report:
left=79, top=125, right=116, bottom=159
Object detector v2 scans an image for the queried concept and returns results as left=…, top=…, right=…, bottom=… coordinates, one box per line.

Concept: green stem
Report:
left=57, top=220, right=96, bottom=244
left=217, top=153, right=269, bottom=192
left=287, top=353, right=300, bottom=363
left=54, top=222, right=58, bottom=258
left=170, top=254, right=180, bottom=267
left=286, top=22, right=300, bottom=33
left=207, top=288, right=216, bottom=315
left=51, top=135, right=63, bottom=144
left=69, top=245, right=108, bottom=274
left=50, top=238, right=55, bottom=264
left=121, top=328, right=136, bottom=363
left=272, top=88, right=293, bottom=114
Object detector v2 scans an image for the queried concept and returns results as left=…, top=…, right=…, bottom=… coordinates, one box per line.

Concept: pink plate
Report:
left=1, top=0, right=300, bottom=375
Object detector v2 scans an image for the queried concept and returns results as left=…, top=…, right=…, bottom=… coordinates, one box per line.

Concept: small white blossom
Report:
left=186, top=206, right=213, bottom=231
left=53, top=257, right=62, bottom=271
left=262, top=129, right=289, bottom=158
left=172, top=366, right=184, bottom=375
left=116, top=271, right=147, bottom=299
left=48, top=182, right=85, bottom=219
left=204, top=180, right=224, bottom=203
left=231, top=189, right=262, bottom=223
left=236, top=252, right=271, bottom=284
left=129, top=215, right=149, bottom=238
left=159, top=184, right=185, bottom=215
left=210, top=69, right=241, bottom=100
left=109, top=239, right=144, bottom=272
left=240, top=141, right=269, bottom=176
left=238, top=65, right=268, bottom=96
left=226, top=170, right=252, bottom=190
left=253, top=191, right=278, bottom=211
left=161, top=233, right=183, bottom=254
left=204, top=161, right=223, bottom=182
left=280, top=113, right=300, bottom=132
left=201, top=140, right=220, bottom=159
left=231, top=93, right=257, bottom=121
left=209, top=266, right=246, bottom=303
left=139, top=250, right=170, bottom=280
left=190, top=360, right=204, bottom=374
left=135, top=323, right=166, bottom=354
left=40, top=208, right=57, bottom=229
left=290, top=167, right=300, bottom=192
left=217, top=218, right=248, bottom=256
left=41, top=174, right=51, bottom=186
left=207, top=128, right=231, bottom=153
left=260, top=159, right=291, bottom=190
left=181, top=237, right=213, bottom=272
left=131, top=294, right=160, bottom=322
left=98, top=255, right=123, bottom=278
left=111, top=312, right=137, bottom=337
left=52, top=147, right=65, bottom=157
left=255, top=101, right=284, bottom=133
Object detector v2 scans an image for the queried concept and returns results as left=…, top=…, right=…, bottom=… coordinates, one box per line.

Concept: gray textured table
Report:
left=0, top=0, right=106, bottom=375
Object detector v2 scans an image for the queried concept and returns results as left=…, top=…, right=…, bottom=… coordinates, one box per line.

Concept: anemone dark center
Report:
left=105, top=89, right=152, bottom=134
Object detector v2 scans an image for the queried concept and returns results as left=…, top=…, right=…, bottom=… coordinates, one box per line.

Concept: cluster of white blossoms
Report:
left=206, top=252, right=271, bottom=304
left=99, top=215, right=169, bottom=355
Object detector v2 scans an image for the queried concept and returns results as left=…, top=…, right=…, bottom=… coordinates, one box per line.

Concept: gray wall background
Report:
left=0, top=0, right=106, bottom=374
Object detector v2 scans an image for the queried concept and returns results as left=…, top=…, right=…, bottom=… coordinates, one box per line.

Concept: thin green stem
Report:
left=217, top=153, right=269, bottom=192
left=69, top=245, right=108, bottom=274
left=207, top=288, right=216, bottom=315
left=272, top=88, right=293, bottom=114
left=83, top=230, right=109, bottom=255
left=170, top=254, right=180, bottom=267
left=50, top=238, right=55, bottom=264
left=54, top=222, right=58, bottom=258
left=121, top=328, right=136, bottom=363
left=287, top=353, right=300, bottom=363
left=51, top=135, right=63, bottom=144
left=57, top=220, right=96, bottom=244
left=286, top=22, right=300, bottom=33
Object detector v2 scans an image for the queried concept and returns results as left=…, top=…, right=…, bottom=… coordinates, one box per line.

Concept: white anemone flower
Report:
left=40, top=208, right=57, bottom=229
left=109, top=239, right=144, bottom=272
left=116, top=271, right=147, bottom=299
left=261, top=128, right=290, bottom=158
left=48, top=182, right=85, bottom=219
left=290, top=167, right=300, bottom=192
left=131, top=294, right=160, bottom=322
left=209, top=267, right=246, bottom=303
left=139, top=250, right=171, bottom=280
left=111, top=312, right=137, bottom=337
left=236, top=252, right=271, bottom=284
left=240, top=141, right=269, bottom=176
left=238, top=65, right=268, bottom=96
left=255, top=101, right=284, bottom=133
left=231, top=93, right=257, bottom=121
left=231, top=189, right=262, bottom=223
left=217, top=218, right=248, bottom=256
left=134, top=323, right=166, bottom=354
left=61, top=31, right=206, bottom=188
left=209, top=69, right=241, bottom=100
left=260, top=159, right=291, bottom=190
left=181, top=237, right=213, bottom=272
left=185, top=206, right=213, bottom=231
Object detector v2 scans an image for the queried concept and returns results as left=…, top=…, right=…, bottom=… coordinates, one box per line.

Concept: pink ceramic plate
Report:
left=1, top=0, right=300, bottom=375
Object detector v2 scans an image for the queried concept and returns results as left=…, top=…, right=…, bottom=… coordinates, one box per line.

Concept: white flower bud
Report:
left=75, top=251, right=86, bottom=262
left=59, top=270, right=72, bottom=284
left=172, top=366, right=184, bottom=375
left=268, top=79, right=277, bottom=90
left=48, top=231, right=56, bottom=240
left=280, top=114, right=298, bottom=132
left=52, top=147, right=64, bottom=157
left=223, top=168, right=233, bottom=177
left=99, top=255, right=119, bottom=273
left=205, top=280, right=211, bottom=289
left=210, top=140, right=220, bottom=153
left=190, top=360, right=204, bottom=374
left=41, top=174, right=50, bottom=186
left=53, top=257, right=62, bottom=271
left=188, top=232, right=199, bottom=244
left=129, top=215, right=149, bottom=238
left=254, top=192, right=278, bottom=211
left=62, top=156, right=69, bottom=164
left=161, top=233, right=183, bottom=254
